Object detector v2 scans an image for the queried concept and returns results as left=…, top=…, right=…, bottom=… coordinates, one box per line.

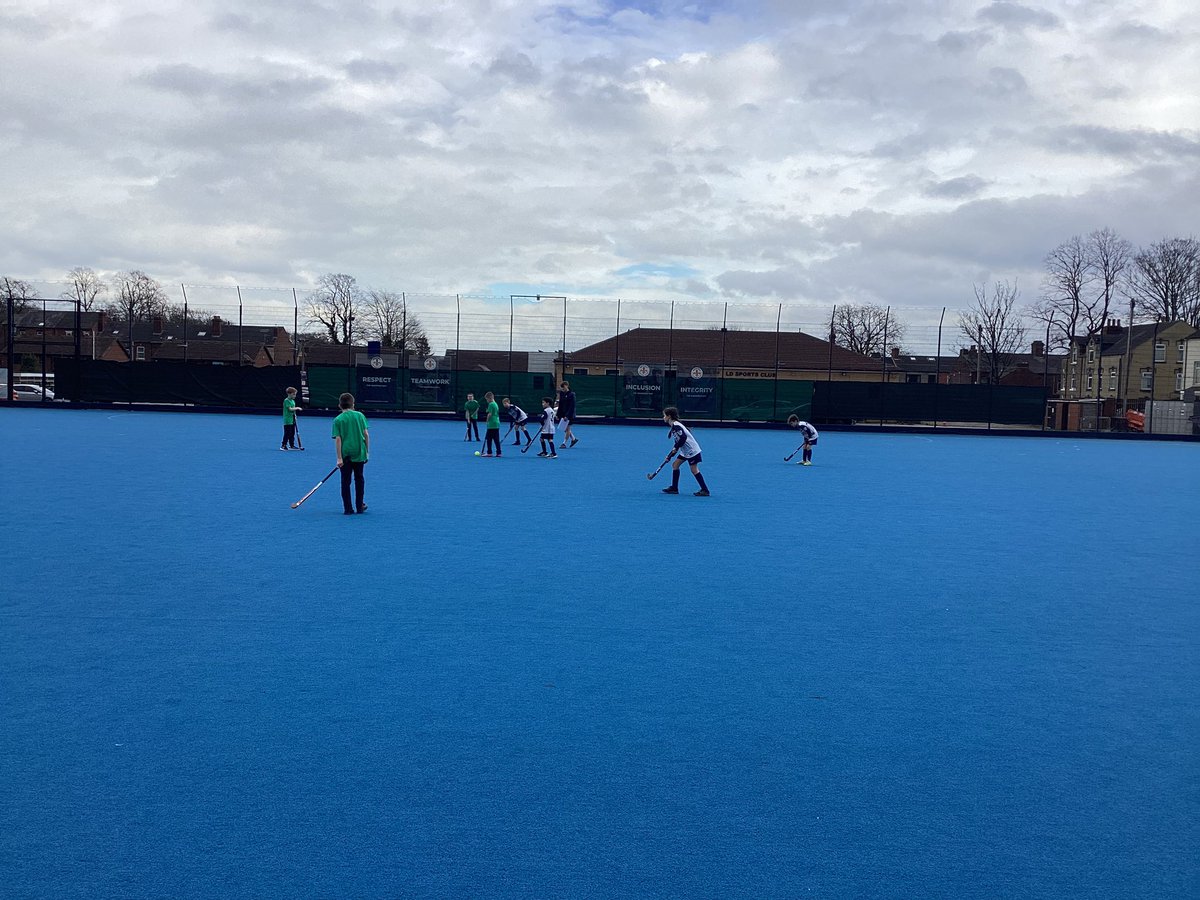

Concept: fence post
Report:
left=40, top=297, right=47, bottom=394
left=772, top=303, right=782, bottom=420
left=561, top=296, right=567, bottom=385
left=182, top=284, right=190, bottom=363
left=236, top=286, right=244, bottom=366
left=1041, top=313, right=1051, bottom=430
left=508, top=295, right=514, bottom=399
left=1148, top=317, right=1160, bottom=433
left=880, top=306, right=890, bottom=426
left=614, top=299, right=622, bottom=417
left=292, top=288, right=298, bottom=366
left=454, top=294, right=461, bottom=412
left=934, top=308, right=945, bottom=428
left=720, top=302, right=728, bottom=421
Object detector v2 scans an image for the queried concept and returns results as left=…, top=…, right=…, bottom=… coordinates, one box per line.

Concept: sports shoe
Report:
left=280, top=446, right=289, bottom=451
left=801, top=461, right=812, bottom=466
left=559, top=442, right=568, bottom=449
left=481, top=452, right=493, bottom=457
left=661, top=486, right=679, bottom=494
left=694, top=489, right=710, bottom=497
left=357, top=504, right=368, bottom=513
left=549, top=453, right=557, bottom=458
left=343, top=509, right=355, bottom=515
left=537, top=451, right=548, bottom=457
left=570, top=438, right=579, bottom=447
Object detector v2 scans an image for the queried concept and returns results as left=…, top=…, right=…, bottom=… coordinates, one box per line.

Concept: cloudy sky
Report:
left=2, top=0, right=1197, bottom=333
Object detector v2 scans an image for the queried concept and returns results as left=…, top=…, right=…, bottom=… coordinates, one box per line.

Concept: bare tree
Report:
left=1, top=276, right=35, bottom=314
left=830, top=303, right=906, bottom=356
left=1126, top=237, right=1200, bottom=326
left=307, top=273, right=360, bottom=344
left=61, top=267, right=107, bottom=311
left=362, top=289, right=430, bottom=353
left=1033, top=235, right=1092, bottom=352
left=1088, top=228, right=1132, bottom=331
left=958, top=280, right=1028, bottom=383
left=108, top=271, right=169, bottom=322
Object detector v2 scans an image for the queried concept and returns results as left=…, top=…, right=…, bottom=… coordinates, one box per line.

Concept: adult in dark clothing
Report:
left=556, top=381, right=579, bottom=448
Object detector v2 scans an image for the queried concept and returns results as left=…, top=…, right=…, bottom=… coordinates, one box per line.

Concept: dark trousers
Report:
left=484, top=428, right=501, bottom=455
left=282, top=423, right=296, bottom=448
left=466, top=419, right=480, bottom=440
left=340, top=460, right=365, bottom=512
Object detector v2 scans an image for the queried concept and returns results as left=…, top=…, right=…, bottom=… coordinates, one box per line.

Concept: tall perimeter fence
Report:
left=4, top=286, right=1194, bottom=434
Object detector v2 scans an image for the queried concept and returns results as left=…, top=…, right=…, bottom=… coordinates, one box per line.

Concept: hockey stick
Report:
left=646, top=452, right=677, bottom=481
left=784, top=443, right=805, bottom=462
left=291, top=467, right=338, bottom=509
left=294, top=418, right=305, bottom=451
left=524, top=432, right=550, bottom=454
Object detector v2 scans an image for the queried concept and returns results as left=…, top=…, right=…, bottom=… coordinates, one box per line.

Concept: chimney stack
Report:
left=152, top=315, right=164, bottom=335
left=890, top=347, right=900, bottom=359
left=1104, top=318, right=1122, bottom=334
left=96, top=310, right=108, bottom=332
left=1031, top=340, right=1044, bottom=357
left=211, top=315, right=223, bottom=337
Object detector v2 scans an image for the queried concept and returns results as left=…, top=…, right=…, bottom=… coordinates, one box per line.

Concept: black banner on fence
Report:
left=356, top=368, right=397, bottom=405
left=56, top=359, right=298, bottom=407
left=623, top=369, right=663, bottom=415
left=677, top=375, right=717, bottom=416
left=407, top=369, right=452, bottom=408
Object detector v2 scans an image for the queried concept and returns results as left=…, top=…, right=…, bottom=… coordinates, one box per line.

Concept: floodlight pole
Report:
left=181, top=284, right=190, bottom=363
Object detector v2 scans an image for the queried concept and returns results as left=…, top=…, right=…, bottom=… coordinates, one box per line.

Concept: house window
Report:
left=1086, top=371, right=1094, bottom=391
left=1070, top=374, right=1077, bottom=391
left=1178, top=340, right=1185, bottom=362
left=1194, top=361, right=1200, bottom=387
left=1154, top=340, right=1166, bottom=363
left=1140, top=368, right=1152, bottom=391
left=604, top=368, right=619, bottom=376
left=1071, top=345, right=1078, bottom=361
left=1087, top=345, right=1094, bottom=362
left=1176, top=369, right=1183, bottom=392
left=927, top=374, right=937, bottom=384
left=906, top=373, right=920, bottom=384
left=1108, top=367, right=1117, bottom=391
left=135, top=345, right=146, bottom=361
left=573, top=367, right=588, bottom=376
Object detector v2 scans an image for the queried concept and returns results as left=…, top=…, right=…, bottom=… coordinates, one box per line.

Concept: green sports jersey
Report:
left=282, top=396, right=297, bottom=424
left=332, top=409, right=369, bottom=462
left=486, top=401, right=500, bottom=428
left=464, top=399, right=479, bottom=419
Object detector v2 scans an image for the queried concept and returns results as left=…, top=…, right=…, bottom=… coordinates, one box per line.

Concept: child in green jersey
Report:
left=481, top=391, right=502, bottom=457
left=332, top=392, right=370, bottom=515
left=463, top=393, right=480, bottom=442
left=281, top=386, right=302, bottom=450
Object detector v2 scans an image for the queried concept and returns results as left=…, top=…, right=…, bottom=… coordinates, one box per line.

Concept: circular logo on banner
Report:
left=637, top=364, right=650, bottom=377
left=690, top=367, right=704, bottom=379
left=370, top=357, right=383, bottom=369
left=423, top=357, right=437, bottom=370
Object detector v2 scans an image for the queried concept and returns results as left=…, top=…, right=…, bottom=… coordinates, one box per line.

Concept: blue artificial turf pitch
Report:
left=1, top=408, right=1197, bottom=898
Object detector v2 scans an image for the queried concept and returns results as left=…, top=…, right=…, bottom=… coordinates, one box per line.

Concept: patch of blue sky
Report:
left=484, top=281, right=615, bottom=300
left=615, top=262, right=700, bottom=280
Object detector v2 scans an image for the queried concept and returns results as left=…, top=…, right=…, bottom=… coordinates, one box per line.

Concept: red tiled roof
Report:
left=569, top=327, right=878, bottom=370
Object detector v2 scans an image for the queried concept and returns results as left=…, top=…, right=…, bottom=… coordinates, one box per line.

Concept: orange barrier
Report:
left=1126, top=410, right=1145, bottom=432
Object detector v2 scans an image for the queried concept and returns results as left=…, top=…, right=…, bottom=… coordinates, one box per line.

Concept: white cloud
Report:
left=0, top=0, right=1197, bottom=334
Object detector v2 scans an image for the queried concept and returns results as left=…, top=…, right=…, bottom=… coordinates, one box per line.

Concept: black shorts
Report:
left=806, top=437, right=818, bottom=446
left=680, top=452, right=702, bottom=465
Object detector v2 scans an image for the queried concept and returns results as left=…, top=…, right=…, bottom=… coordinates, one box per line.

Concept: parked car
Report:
left=11, top=383, right=55, bottom=401
left=729, top=399, right=807, bottom=422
